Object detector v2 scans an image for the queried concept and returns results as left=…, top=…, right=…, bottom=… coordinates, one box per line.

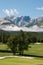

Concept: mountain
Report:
left=0, top=16, right=31, bottom=31
left=0, top=16, right=43, bottom=32
left=3, top=16, right=31, bottom=26
left=26, top=16, right=43, bottom=32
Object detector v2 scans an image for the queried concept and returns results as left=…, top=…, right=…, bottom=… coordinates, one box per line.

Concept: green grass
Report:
left=0, top=43, right=43, bottom=65
left=0, top=43, right=43, bottom=56
left=0, top=44, right=12, bottom=56
left=0, top=44, right=10, bottom=50
left=0, top=57, right=43, bottom=65
left=24, top=43, right=43, bottom=56
left=0, top=53, right=13, bottom=56
left=0, top=44, right=8, bottom=50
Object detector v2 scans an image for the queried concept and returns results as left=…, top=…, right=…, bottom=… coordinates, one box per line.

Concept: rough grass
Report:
left=0, top=57, right=43, bottom=65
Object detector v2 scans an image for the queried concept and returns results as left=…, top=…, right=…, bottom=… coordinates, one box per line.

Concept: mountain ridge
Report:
left=0, top=16, right=43, bottom=32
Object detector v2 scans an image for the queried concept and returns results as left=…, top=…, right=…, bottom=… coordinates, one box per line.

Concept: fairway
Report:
left=24, top=43, right=43, bottom=56
left=0, top=57, right=43, bottom=65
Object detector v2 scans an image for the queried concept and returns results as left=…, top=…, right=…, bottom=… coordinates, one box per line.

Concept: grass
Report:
left=0, top=44, right=12, bottom=56
left=24, top=43, right=43, bottom=56
left=0, top=43, right=43, bottom=65
left=0, top=44, right=8, bottom=50
left=0, top=57, right=43, bottom=65
left=0, top=53, right=13, bottom=56
left=0, top=44, right=10, bottom=50
left=0, top=43, right=43, bottom=56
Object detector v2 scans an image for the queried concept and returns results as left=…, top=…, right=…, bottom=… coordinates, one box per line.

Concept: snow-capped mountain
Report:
left=0, top=16, right=43, bottom=32
left=2, top=16, right=31, bottom=27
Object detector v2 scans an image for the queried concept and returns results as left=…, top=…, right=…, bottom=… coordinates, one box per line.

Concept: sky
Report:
left=0, top=0, right=43, bottom=18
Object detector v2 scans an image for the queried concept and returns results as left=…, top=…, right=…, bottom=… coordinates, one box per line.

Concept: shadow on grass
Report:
left=0, top=50, right=12, bottom=53
left=0, top=50, right=43, bottom=58
left=21, top=54, right=43, bottom=58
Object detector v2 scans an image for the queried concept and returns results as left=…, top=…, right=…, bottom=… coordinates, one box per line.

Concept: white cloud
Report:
left=3, top=9, right=19, bottom=16
left=3, top=9, right=10, bottom=16
left=36, top=7, right=43, bottom=10
left=14, top=9, right=19, bottom=14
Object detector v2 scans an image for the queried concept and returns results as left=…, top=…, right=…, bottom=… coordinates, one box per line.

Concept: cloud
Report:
left=36, top=7, right=43, bottom=10
left=14, top=9, right=19, bottom=14
left=3, top=9, right=19, bottom=16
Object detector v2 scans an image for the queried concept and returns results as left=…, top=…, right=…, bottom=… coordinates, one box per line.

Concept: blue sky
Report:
left=0, top=0, right=43, bottom=18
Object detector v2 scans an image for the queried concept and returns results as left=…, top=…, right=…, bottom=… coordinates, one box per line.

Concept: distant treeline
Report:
left=0, top=31, right=43, bottom=44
